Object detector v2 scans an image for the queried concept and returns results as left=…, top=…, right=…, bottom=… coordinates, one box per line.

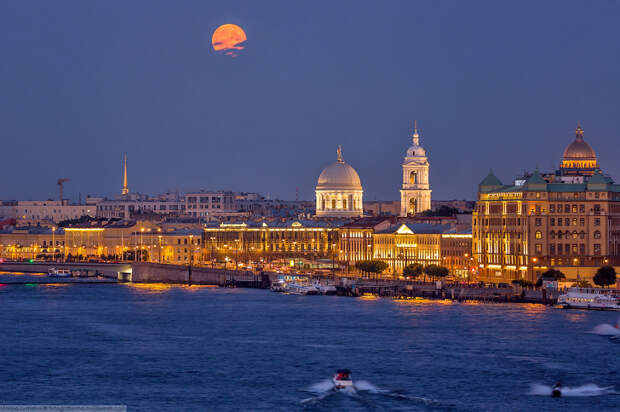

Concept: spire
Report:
left=337, top=145, right=343, bottom=162
left=412, top=120, right=420, bottom=146
left=121, top=154, right=129, bottom=195
left=576, top=123, right=584, bottom=141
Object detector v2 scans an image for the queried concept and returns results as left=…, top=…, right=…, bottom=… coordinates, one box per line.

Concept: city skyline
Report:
left=1, top=1, right=619, bottom=202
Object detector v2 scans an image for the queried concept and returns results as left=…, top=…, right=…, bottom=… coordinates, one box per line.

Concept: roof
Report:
left=562, top=126, right=596, bottom=160
left=376, top=223, right=453, bottom=235
left=479, top=170, right=503, bottom=191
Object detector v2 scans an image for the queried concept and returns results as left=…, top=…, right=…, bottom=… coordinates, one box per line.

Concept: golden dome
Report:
left=562, top=126, right=596, bottom=160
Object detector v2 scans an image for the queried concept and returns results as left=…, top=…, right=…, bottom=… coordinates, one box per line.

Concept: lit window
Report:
left=535, top=231, right=542, bottom=239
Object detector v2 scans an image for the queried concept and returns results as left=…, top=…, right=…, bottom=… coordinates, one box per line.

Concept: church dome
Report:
left=316, top=147, right=362, bottom=190
left=563, top=126, right=596, bottom=160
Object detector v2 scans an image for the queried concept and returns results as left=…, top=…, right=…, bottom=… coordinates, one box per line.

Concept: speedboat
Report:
left=48, top=268, right=72, bottom=278
left=557, top=287, right=620, bottom=311
left=332, top=369, right=353, bottom=390
left=552, top=382, right=562, bottom=397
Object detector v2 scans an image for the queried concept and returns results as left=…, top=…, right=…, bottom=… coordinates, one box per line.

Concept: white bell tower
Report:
left=400, top=121, right=431, bottom=216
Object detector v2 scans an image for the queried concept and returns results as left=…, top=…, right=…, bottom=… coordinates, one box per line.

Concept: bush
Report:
left=512, top=279, right=534, bottom=287
left=593, top=266, right=617, bottom=288
left=535, top=269, right=565, bottom=287
left=403, top=263, right=424, bottom=278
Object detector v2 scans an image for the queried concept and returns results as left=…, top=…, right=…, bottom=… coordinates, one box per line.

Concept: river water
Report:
left=0, top=277, right=618, bottom=411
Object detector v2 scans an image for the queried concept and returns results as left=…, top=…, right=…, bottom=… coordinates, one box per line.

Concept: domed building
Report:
left=560, top=125, right=598, bottom=176
left=315, top=146, right=363, bottom=218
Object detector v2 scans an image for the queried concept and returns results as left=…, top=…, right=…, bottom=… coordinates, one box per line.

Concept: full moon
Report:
left=212, top=24, right=247, bottom=57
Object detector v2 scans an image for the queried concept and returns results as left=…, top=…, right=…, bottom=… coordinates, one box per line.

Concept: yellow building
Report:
left=373, top=223, right=472, bottom=278
left=473, top=126, right=620, bottom=283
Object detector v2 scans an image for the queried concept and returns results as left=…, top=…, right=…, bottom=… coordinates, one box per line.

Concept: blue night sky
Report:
left=1, top=1, right=619, bottom=202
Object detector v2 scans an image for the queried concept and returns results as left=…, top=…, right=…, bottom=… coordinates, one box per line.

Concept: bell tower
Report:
left=400, top=121, right=431, bottom=216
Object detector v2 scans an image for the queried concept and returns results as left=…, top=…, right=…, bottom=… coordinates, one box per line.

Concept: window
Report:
left=535, top=244, right=542, bottom=254
left=557, top=218, right=562, bottom=226
left=594, top=230, right=601, bottom=239
left=579, top=231, right=585, bottom=239
left=572, top=244, right=578, bottom=254
left=572, top=218, right=577, bottom=226
left=565, top=205, right=570, bottom=213
left=579, top=204, right=585, bottom=213
left=580, top=244, right=585, bottom=254
left=594, top=244, right=601, bottom=255
left=572, top=231, right=578, bottom=239
left=550, top=205, right=555, bottom=213
left=535, top=231, right=542, bottom=239
left=557, top=204, right=562, bottom=212
left=550, top=244, right=555, bottom=255
left=580, top=218, right=585, bottom=226
left=565, top=244, right=570, bottom=254
left=594, top=204, right=601, bottom=214
left=558, top=231, right=563, bottom=239
left=572, top=204, right=577, bottom=213
left=565, top=218, right=570, bottom=226
left=332, top=199, right=336, bottom=209
left=550, top=231, right=556, bottom=239
left=535, top=218, right=542, bottom=226
left=343, top=199, right=347, bottom=209
left=594, top=218, right=600, bottom=226
left=550, top=218, right=555, bottom=226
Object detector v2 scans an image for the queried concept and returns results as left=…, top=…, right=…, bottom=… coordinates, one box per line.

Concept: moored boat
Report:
left=557, top=287, right=620, bottom=311
left=286, top=282, right=319, bottom=295
left=48, top=268, right=72, bottom=278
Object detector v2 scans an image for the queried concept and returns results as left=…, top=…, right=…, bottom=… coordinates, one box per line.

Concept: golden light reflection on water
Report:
left=125, top=283, right=219, bottom=292
left=564, top=312, right=587, bottom=322
left=393, top=297, right=454, bottom=305
left=0, top=271, right=47, bottom=276
left=358, top=293, right=379, bottom=301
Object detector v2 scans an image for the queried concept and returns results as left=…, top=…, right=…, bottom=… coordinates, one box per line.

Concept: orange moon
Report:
left=212, top=24, right=247, bottom=57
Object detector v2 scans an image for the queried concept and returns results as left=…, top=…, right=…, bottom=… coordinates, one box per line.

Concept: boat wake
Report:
left=529, top=383, right=617, bottom=397
left=301, top=379, right=441, bottom=407
left=588, top=323, right=620, bottom=337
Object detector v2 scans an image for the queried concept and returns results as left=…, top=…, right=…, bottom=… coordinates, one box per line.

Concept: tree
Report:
left=572, top=280, right=593, bottom=288
left=355, top=260, right=389, bottom=279
left=422, top=205, right=460, bottom=217
left=512, top=279, right=534, bottom=287
left=424, top=264, right=449, bottom=280
left=535, top=269, right=565, bottom=287
left=593, top=266, right=617, bottom=288
left=403, top=263, right=424, bottom=279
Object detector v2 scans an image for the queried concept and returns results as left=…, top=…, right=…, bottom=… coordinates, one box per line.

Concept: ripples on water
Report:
left=0, top=280, right=618, bottom=411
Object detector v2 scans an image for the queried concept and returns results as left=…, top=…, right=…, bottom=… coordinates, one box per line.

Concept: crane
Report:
left=57, top=178, right=70, bottom=203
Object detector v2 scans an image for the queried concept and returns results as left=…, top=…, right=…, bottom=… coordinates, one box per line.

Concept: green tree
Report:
left=535, top=269, right=565, bottom=287
left=572, top=280, right=593, bottom=288
left=593, top=266, right=617, bottom=288
left=512, top=279, right=535, bottom=287
left=403, top=263, right=424, bottom=279
left=355, top=260, right=389, bottom=279
left=424, top=264, right=450, bottom=280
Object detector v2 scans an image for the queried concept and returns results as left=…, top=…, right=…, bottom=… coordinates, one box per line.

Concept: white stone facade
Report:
left=400, top=125, right=431, bottom=216
left=315, top=146, right=364, bottom=218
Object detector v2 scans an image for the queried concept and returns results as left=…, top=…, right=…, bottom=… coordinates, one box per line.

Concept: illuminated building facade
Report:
left=203, top=220, right=342, bottom=266
left=338, top=218, right=393, bottom=266
left=373, top=223, right=472, bottom=277
left=315, top=146, right=364, bottom=218
left=473, top=126, right=620, bottom=283
left=400, top=122, right=431, bottom=216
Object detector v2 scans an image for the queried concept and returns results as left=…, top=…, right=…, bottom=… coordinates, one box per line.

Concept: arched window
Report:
left=558, top=232, right=563, bottom=239
left=342, top=199, right=347, bottom=209
left=409, top=171, right=418, bottom=184
left=550, top=231, right=555, bottom=239
left=594, top=230, right=601, bottom=239
left=572, top=231, right=578, bottom=239
left=408, top=198, right=417, bottom=215
left=579, top=231, right=585, bottom=239
left=331, top=199, right=336, bottom=209
left=535, top=231, right=542, bottom=239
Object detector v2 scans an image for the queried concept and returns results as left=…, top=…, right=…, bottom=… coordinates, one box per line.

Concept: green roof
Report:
left=524, top=169, right=547, bottom=191
left=479, top=169, right=503, bottom=192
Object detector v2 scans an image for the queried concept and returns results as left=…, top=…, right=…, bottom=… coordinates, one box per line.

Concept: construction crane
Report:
left=57, top=178, right=70, bottom=203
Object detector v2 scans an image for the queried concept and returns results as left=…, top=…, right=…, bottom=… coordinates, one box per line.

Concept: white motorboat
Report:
left=558, top=287, right=620, bottom=311
left=270, top=279, right=287, bottom=292
left=332, top=369, right=353, bottom=390
left=312, top=281, right=337, bottom=295
left=48, top=268, right=72, bottom=278
left=285, top=282, right=318, bottom=295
